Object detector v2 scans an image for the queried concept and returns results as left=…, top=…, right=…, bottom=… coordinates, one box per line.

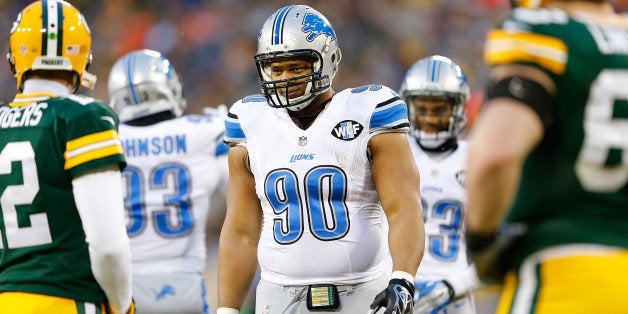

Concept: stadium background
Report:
left=2, top=0, right=627, bottom=313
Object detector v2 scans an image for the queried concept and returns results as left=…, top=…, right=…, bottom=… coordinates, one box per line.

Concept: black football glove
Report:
left=467, top=223, right=527, bottom=285
left=369, top=278, right=415, bottom=314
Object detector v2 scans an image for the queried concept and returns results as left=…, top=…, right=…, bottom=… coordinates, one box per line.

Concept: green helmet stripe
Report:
left=41, top=0, right=48, bottom=55
left=56, top=1, right=63, bottom=56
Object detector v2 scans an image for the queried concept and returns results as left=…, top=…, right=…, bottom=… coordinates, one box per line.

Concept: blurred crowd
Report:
left=2, top=0, right=628, bottom=115
left=0, top=0, right=516, bottom=118
left=3, top=1, right=627, bottom=312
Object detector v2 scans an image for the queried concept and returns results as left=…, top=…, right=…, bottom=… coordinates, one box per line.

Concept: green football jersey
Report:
left=0, top=92, right=126, bottom=303
left=484, top=8, right=628, bottom=269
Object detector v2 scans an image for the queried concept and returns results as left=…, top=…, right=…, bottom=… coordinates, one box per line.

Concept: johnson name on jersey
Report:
left=225, top=85, right=409, bottom=285
left=119, top=113, right=228, bottom=274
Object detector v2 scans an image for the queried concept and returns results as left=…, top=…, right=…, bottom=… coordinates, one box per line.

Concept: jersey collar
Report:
left=11, top=79, right=72, bottom=107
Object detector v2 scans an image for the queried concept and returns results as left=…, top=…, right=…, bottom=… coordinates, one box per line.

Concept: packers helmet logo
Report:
left=331, top=120, right=363, bottom=141
left=302, top=13, right=336, bottom=42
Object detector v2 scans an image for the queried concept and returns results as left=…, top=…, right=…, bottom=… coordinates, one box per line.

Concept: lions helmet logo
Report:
left=302, top=13, right=336, bottom=42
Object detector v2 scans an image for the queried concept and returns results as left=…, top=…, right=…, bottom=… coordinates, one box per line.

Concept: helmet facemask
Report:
left=407, top=94, right=466, bottom=150
left=255, top=50, right=330, bottom=111
left=399, top=55, right=469, bottom=151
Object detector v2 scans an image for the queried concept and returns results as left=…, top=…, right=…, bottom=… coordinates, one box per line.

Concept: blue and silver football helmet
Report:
left=255, top=5, right=342, bottom=111
left=399, top=55, right=469, bottom=149
left=108, top=49, right=186, bottom=122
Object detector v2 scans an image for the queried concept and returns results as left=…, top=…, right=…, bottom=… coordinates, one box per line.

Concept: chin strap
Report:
left=417, top=137, right=458, bottom=153
left=81, top=71, right=97, bottom=90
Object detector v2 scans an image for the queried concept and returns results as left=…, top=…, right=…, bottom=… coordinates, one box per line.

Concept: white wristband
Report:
left=391, top=270, right=415, bottom=283
left=216, top=307, right=239, bottom=314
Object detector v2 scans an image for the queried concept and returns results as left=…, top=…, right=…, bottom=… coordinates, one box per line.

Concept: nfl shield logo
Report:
left=66, top=45, right=80, bottom=55
left=298, top=136, right=307, bottom=146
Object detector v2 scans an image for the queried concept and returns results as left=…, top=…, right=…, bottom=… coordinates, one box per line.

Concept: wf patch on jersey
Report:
left=331, top=120, right=363, bottom=140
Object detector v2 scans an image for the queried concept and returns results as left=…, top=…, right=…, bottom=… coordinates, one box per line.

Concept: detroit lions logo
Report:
left=153, top=285, right=175, bottom=301
left=302, top=13, right=336, bottom=42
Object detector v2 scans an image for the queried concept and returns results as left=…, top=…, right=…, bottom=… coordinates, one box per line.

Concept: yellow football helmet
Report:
left=510, top=0, right=551, bottom=7
left=7, top=0, right=96, bottom=92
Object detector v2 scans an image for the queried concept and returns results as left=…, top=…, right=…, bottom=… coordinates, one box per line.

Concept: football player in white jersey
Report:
left=398, top=56, right=483, bottom=314
left=108, top=49, right=229, bottom=314
left=217, top=4, right=425, bottom=314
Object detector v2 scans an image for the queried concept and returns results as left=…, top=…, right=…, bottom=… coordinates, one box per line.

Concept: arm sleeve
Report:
left=73, top=168, right=132, bottom=314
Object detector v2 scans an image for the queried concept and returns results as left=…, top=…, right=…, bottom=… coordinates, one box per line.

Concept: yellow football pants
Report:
left=0, top=291, right=107, bottom=314
left=497, top=245, right=628, bottom=314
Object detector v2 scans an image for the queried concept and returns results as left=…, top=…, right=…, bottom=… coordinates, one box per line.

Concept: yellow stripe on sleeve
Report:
left=64, top=144, right=123, bottom=170
left=484, top=29, right=568, bottom=75
left=64, top=130, right=124, bottom=169
left=66, top=130, right=119, bottom=152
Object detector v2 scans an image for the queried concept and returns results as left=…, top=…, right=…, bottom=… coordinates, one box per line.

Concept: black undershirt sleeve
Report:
left=485, top=76, right=555, bottom=128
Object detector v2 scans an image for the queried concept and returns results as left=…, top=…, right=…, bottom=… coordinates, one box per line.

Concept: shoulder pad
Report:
left=345, top=84, right=401, bottom=105
left=241, top=94, right=267, bottom=104
left=508, top=7, right=568, bottom=27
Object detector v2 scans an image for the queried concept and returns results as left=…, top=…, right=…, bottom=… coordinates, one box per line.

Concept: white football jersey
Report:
left=409, top=137, right=471, bottom=281
left=118, top=113, right=228, bottom=274
left=225, top=85, right=409, bottom=285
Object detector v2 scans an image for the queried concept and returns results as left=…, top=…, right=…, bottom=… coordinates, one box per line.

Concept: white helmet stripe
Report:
left=42, top=0, right=62, bottom=57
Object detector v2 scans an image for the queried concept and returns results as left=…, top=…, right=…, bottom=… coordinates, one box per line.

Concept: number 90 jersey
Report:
left=118, top=113, right=228, bottom=274
left=484, top=7, right=628, bottom=268
left=409, top=138, right=470, bottom=282
left=225, top=85, right=410, bottom=285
